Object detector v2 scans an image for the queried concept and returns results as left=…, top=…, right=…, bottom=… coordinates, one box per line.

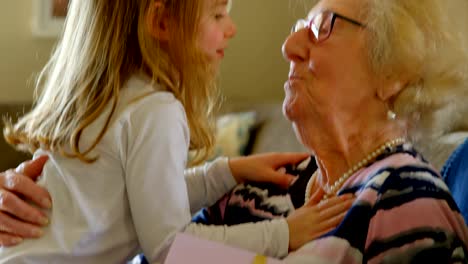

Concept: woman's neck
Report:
left=301, top=115, right=406, bottom=189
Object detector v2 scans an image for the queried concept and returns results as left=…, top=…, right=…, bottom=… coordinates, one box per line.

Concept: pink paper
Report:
left=164, top=233, right=282, bottom=264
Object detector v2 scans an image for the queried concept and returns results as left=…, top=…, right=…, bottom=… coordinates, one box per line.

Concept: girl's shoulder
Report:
left=121, top=75, right=181, bottom=108
left=116, top=75, right=186, bottom=122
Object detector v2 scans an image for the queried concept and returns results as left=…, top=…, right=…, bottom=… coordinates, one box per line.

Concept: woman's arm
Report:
left=0, top=156, right=51, bottom=246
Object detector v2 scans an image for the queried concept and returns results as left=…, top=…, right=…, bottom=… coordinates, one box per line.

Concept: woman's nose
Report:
left=282, top=29, right=308, bottom=62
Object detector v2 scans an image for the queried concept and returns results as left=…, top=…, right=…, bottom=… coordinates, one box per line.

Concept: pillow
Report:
left=189, top=111, right=257, bottom=162
left=209, top=111, right=257, bottom=159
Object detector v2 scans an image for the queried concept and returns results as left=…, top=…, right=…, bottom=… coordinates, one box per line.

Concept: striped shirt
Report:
left=285, top=143, right=468, bottom=263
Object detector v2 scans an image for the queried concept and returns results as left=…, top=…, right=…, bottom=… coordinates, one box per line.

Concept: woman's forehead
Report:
left=307, top=0, right=364, bottom=19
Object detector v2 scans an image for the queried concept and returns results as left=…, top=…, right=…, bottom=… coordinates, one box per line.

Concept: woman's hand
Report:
left=0, top=156, right=51, bottom=246
left=286, top=194, right=355, bottom=251
left=228, top=152, right=310, bottom=189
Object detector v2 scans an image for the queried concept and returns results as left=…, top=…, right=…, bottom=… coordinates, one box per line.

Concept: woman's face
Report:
left=282, top=0, right=378, bottom=128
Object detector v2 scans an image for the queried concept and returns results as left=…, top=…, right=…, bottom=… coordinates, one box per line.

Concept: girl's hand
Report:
left=0, top=156, right=51, bottom=246
left=228, top=152, right=310, bottom=188
left=286, top=194, right=355, bottom=251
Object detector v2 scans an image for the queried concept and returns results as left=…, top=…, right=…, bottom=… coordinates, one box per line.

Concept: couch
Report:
left=2, top=101, right=466, bottom=175
left=0, top=102, right=305, bottom=171
left=0, top=104, right=33, bottom=171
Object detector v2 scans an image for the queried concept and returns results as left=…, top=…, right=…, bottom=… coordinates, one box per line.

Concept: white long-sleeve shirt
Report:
left=0, top=75, right=288, bottom=264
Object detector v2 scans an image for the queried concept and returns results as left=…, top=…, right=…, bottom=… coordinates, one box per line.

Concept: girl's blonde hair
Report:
left=4, top=0, right=219, bottom=165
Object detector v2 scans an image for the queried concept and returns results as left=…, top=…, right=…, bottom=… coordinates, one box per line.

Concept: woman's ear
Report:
left=146, top=1, right=170, bottom=41
left=377, top=79, right=406, bottom=102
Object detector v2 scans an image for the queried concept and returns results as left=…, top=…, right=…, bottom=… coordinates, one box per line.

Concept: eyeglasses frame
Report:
left=293, top=10, right=365, bottom=43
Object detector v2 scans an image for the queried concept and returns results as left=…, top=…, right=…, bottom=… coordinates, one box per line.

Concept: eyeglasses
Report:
left=292, top=10, right=365, bottom=43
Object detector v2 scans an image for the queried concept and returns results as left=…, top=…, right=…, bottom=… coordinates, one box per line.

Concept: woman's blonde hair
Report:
left=4, top=0, right=219, bottom=165
left=364, top=0, right=468, bottom=139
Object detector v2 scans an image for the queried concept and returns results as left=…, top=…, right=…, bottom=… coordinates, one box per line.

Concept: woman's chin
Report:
left=282, top=96, right=300, bottom=122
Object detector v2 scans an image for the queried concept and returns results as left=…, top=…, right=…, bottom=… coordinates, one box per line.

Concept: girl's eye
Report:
left=214, top=13, right=225, bottom=20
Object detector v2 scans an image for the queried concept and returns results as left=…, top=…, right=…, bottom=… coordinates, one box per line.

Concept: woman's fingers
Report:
left=1, top=170, right=52, bottom=210
left=0, top=233, right=23, bottom=247
left=0, top=156, right=50, bottom=247
left=0, top=189, right=49, bottom=226
left=15, top=156, right=49, bottom=180
left=0, top=211, right=44, bottom=239
left=14, top=156, right=52, bottom=209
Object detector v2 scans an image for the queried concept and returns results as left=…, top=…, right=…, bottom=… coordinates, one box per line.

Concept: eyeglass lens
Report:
left=312, top=12, right=333, bottom=42
left=292, top=11, right=334, bottom=43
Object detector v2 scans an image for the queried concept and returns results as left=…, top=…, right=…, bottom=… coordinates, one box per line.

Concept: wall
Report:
left=0, top=1, right=56, bottom=103
left=0, top=1, right=311, bottom=104
left=220, top=1, right=312, bottom=104
left=1, top=1, right=467, bottom=104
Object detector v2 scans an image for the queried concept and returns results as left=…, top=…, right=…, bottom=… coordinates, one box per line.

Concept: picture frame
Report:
left=32, top=0, right=69, bottom=38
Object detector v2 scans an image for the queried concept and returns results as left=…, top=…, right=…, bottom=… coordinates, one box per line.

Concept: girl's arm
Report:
left=184, top=156, right=353, bottom=259
left=184, top=195, right=353, bottom=259
left=185, top=152, right=310, bottom=215
left=184, top=157, right=237, bottom=215
left=185, top=217, right=290, bottom=258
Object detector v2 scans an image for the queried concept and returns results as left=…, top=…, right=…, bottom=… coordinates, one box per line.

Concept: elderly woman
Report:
left=281, top=0, right=468, bottom=262
left=196, top=0, right=468, bottom=262
left=1, top=0, right=468, bottom=263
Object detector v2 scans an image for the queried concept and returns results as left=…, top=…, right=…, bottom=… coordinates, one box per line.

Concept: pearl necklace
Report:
left=304, top=138, right=406, bottom=204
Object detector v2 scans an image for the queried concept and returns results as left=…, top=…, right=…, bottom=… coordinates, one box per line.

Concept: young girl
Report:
left=0, top=0, right=352, bottom=262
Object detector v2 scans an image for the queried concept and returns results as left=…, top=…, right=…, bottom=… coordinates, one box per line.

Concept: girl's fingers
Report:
left=266, top=171, right=298, bottom=188
left=270, top=152, right=311, bottom=168
left=309, top=226, right=335, bottom=240
left=315, top=211, right=348, bottom=234
left=316, top=194, right=354, bottom=209
left=318, top=199, right=353, bottom=220
left=319, top=198, right=354, bottom=221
